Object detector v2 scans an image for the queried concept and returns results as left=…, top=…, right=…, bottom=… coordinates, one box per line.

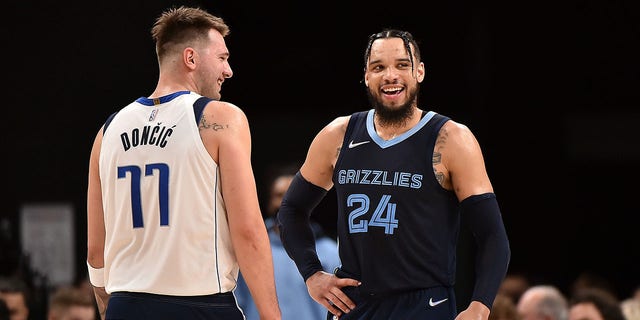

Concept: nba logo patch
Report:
left=148, top=109, right=158, bottom=121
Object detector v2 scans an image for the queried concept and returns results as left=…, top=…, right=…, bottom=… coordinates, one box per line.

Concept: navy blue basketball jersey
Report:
left=332, top=109, right=460, bottom=295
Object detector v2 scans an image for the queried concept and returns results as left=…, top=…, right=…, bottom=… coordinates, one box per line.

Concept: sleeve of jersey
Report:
left=460, top=192, right=511, bottom=309
left=277, top=172, right=328, bottom=281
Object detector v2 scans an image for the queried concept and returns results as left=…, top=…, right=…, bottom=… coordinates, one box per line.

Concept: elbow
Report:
left=87, top=244, right=104, bottom=268
left=232, top=220, right=268, bottom=243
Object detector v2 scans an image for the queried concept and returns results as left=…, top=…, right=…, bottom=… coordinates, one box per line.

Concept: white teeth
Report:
left=382, top=87, right=402, bottom=93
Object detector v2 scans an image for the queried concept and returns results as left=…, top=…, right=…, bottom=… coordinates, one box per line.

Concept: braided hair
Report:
left=363, top=29, right=421, bottom=74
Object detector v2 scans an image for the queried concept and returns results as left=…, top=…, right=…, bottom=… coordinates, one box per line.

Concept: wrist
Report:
left=87, top=261, right=105, bottom=287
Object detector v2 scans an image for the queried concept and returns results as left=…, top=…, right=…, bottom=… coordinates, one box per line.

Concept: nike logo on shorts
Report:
left=428, top=297, right=448, bottom=307
left=348, top=140, right=370, bottom=148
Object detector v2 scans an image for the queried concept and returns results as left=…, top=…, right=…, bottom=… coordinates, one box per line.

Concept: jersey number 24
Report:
left=347, top=194, right=398, bottom=234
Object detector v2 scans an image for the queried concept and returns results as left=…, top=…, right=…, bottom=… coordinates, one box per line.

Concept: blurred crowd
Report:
left=1, top=164, right=637, bottom=320
left=1, top=263, right=638, bottom=320
left=490, top=271, right=640, bottom=320
left=0, top=273, right=97, bottom=320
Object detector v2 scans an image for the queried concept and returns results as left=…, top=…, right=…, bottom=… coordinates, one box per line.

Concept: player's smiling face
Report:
left=364, top=37, right=425, bottom=123
left=364, top=38, right=424, bottom=110
left=196, top=29, right=233, bottom=100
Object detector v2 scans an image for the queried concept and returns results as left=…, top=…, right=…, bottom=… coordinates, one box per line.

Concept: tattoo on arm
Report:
left=432, top=152, right=442, bottom=165
left=433, top=152, right=444, bottom=184
left=433, top=169, right=445, bottom=184
left=433, top=128, right=448, bottom=186
left=199, top=117, right=228, bottom=131
left=435, top=128, right=448, bottom=147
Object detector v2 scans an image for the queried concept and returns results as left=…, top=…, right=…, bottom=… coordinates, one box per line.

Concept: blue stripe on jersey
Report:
left=104, top=91, right=195, bottom=133
left=103, top=111, right=119, bottom=134
left=366, top=109, right=436, bottom=148
left=193, top=96, right=214, bottom=124
left=135, top=91, right=191, bottom=106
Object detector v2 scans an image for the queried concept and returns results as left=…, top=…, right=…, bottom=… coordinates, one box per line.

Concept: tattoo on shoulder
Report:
left=435, top=127, right=448, bottom=148
left=199, top=117, right=228, bottom=131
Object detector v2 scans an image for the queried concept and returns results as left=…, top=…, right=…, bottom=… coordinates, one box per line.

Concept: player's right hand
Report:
left=306, top=271, right=360, bottom=318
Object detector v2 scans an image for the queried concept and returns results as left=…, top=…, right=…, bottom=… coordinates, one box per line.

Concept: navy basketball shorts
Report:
left=328, top=270, right=457, bottom=320
left=105, top=291, right=244, bottom=320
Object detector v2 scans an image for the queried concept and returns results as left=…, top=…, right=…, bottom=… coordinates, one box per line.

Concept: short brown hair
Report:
left=151, top=6, right=230, bottom=59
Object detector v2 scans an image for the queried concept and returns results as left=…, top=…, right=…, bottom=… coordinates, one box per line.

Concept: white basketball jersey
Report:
left=99, top=91, right=238, bottom=296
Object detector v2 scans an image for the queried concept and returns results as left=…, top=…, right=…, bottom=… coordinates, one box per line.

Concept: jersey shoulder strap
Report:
left=341, top=110, right=369, bottom=146
left=103, top=111, right=119, bottom=134
left=193, top=96, right=215, bottom=124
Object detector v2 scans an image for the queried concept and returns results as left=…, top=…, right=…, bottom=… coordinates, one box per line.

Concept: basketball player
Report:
left=86, top=6, right=281, bottom=320
left=277, top=29, right=510, bottom=319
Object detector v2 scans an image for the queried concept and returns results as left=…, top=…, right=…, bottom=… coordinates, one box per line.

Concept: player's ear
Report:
left=416, top=62, right=425, bottom=83
left=184, top=48, right=196, bottom=69
left=364, top=69, right=369, bottom=87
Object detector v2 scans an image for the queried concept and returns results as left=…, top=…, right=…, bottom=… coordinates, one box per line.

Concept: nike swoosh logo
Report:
left=348, top=140, right=370, bottom=148
left=428, top=297, right=448, bottom=307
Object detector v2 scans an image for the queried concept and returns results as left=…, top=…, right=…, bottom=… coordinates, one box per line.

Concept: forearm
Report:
left=235, top=229, right=281, bottom=319
left=91, top=285, right=109, bottom=320
left=279, top=209, right=323, bottom=280
left=87, top=261, right=108, bottom=319
left=277, top=172, right=327, bottom=280
left=461, top=193, right=511, bottom=309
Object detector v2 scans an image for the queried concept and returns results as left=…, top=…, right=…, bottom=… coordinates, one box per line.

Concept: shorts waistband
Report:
left=334, top=267, right=450, bottom=300
left=110, top=291, right=235, bottom=304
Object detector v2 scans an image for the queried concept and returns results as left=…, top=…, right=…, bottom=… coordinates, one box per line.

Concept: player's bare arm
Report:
left=87, top=128, right=105, bottom=268
left=200, top=101, right=280, bottom=319
left=295, top=115, right=360, bottom=317
left=86, top=128, right=109, bottom=319
left=445, top=119, right=505, bottom=320
left=300, top=115, right=350, bottom=190
left=439, top=120, right=494, bottom=201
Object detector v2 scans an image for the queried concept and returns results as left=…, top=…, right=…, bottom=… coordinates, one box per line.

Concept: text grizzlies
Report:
left=120, top=123, right=175, bottom=151
left=337, top=169, right=422, bottom=189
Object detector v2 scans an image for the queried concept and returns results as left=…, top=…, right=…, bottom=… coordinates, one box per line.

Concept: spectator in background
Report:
left=568, top=288, right=625, bottom=320
left=489, top=293, right=520, bottom=320
left=72, top=276, right=99, bottom=320
left=620, top=297, right=640, bottom=320
left=47, top=286, right=96, bottom=320
left=632, top=286, right=640, bottom=302
left=0, top=277, right=29, bottom=320
left=571, top=271, right=618, bottom=300
left=0, top=299, right=9, bottom=320
left=235, top=164, right=341, bottom=320
left=499, top=273, right=531, bottom=304
left=517, top=285, right=568, bottom=320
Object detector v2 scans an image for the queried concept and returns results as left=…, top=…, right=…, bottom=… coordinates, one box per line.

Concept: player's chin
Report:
left=209, top=89, right=222, bottom=100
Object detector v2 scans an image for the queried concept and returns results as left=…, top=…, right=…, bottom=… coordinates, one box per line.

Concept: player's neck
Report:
left=150, top=74, right=193, bottom=99
left=374, top=107, right=422, bottom=140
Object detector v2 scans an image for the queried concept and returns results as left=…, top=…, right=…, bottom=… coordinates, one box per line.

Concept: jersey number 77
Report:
left=118, top=163, right=169, bottom=228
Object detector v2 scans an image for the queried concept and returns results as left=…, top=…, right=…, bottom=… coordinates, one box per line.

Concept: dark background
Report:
left=2, top=0, right=639, bottom=305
